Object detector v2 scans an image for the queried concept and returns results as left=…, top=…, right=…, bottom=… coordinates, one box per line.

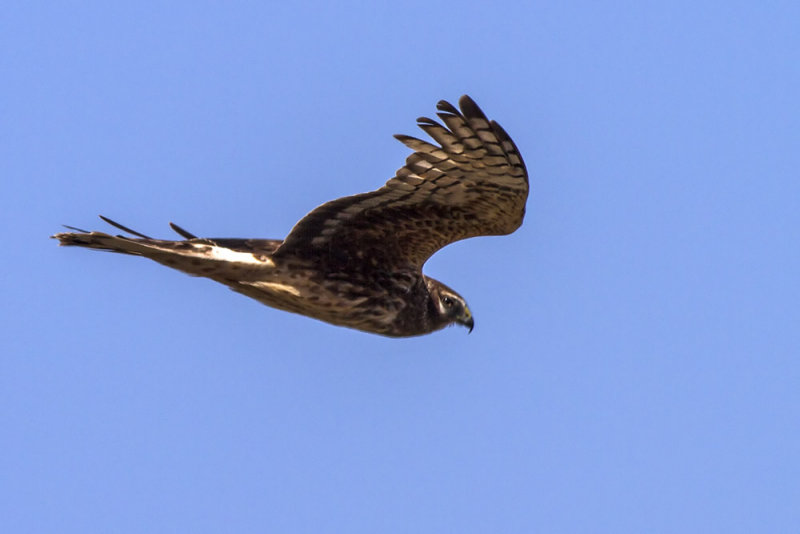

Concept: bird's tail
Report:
left=52, top=216, right=275, bottom=279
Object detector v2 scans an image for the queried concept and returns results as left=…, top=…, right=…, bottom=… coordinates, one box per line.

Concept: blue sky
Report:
left=3, top=1, right=799, bottom=532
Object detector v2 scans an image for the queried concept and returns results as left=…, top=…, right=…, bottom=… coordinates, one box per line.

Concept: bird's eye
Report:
left=442, top=296, right=455, bottom=308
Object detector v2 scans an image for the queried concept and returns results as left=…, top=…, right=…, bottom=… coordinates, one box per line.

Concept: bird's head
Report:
left=426, top=278, right=474, bottom=333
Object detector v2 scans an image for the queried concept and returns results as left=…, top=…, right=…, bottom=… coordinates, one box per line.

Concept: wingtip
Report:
left=98, top=215, right=152, bottom=239
left=62, top=224, right=90, bottom=233
left=436, top=99, right=459, bottom=115
left=434, top=95, right=486, bottom=121
left=458, top=94, right=475, bottom=106
left=457, top=95, right=487, bottom=121
left=169, top=221, right=198, bottom=240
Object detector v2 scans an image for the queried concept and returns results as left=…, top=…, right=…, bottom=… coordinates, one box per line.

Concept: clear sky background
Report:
left=3, top=1, right=799, bottom=532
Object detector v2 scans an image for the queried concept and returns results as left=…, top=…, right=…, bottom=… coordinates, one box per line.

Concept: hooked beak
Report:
left=457, top=309, right=474, bottom=334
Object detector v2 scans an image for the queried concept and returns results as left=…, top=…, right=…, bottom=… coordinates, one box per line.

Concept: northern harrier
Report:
left=53, top=96, right=528, bottom=337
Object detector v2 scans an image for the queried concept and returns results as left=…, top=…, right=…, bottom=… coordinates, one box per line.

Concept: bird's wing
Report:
left=274, top=95, right=528, bottom=271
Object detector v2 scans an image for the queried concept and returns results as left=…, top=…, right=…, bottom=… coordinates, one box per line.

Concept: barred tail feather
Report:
left=52, top=216, right=276, bottom=279
left=53, top=230, right=172, bottom=256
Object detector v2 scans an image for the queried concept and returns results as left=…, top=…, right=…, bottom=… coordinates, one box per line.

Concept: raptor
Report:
left=53, top=96, right=528, bottom=337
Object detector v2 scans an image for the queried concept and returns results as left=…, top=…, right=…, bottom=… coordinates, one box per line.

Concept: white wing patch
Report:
left=206, top=245, right=274, bottom=267
left=241, top=280, right=300, bottom=296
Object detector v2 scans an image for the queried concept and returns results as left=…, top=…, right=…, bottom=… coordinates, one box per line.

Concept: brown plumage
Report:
left=53, top=95, right=528, bottom=337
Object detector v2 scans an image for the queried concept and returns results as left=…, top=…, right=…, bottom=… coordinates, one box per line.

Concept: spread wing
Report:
left=274, top=95, right=528, bottom=271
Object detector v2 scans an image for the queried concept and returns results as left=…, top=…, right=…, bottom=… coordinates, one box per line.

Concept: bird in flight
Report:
left=53, top=96, right=528, bottom=337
